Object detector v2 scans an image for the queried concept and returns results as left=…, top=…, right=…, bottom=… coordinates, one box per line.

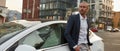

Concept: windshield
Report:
left=0, top=22, right=26, bottom=45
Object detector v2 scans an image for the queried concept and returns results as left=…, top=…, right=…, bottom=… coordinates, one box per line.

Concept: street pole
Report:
left=32, top=0, right=35, bottom=19
left=27, top=0, right=29, bottom=19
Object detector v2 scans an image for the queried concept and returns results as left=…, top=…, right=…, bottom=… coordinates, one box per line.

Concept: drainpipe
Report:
left=27, top=0, right=29, bottom=19
left=32, top=0, right=35, bottom=19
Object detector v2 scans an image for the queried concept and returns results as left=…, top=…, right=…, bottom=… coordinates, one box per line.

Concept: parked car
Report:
left=110, top=28, right=120, bottom=32
left=106, top=26, right=112, bottom=31
left=0, top=21, right=104, bottom=51
left=90, top=27, right=98, bottom=32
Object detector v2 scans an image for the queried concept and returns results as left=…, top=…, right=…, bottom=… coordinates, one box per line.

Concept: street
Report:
left=96, top=31, right=120, bottom=51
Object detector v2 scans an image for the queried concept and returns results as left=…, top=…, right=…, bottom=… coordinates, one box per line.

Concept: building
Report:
left=89, top=0, right=113, bottom=29
left=22, top=0, right=40, bottom=21
left=40, top=0, right=72, bottom=20
left=0, top=6, right=8, bottom=24
left=39, top=0, right=91, bottom=20
left=113, top=12, right=120, bottom=28
left=0, top=0, right=6, bottom=6
left=0, top=0, right=8, bottom=25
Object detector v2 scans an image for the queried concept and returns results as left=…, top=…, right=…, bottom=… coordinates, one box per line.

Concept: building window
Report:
left=91, top=4, right=95, bottom=9
left=99, top=0, right=102, bottom=2
left=54, top=2, right=57, bottom=9
left=58, top=2, right=60, bottom=8
left=50, top=3, right=53, bottom=9
left=102, top=5, right=105, bottom=9
left=81, top=0, right=88, bottom=2
left=40, top=4, right=42, bottom=10
left=42, top=4, right=45, bottom=10
left=23, top=9, right=27, bottom=13
left=40, top=4, right=45, bottom=10
left=46, top=3, right=49, bottom=9
left=42, top=0, right=46, bottom=3
left=91, top=0, right=95, bottom=3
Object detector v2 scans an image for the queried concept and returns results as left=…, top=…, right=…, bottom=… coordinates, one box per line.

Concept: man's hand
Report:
left=75, top=45, right=80, bottom=51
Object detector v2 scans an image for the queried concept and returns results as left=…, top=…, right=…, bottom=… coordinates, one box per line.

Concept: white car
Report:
left=106, top=26, right=112, bottom=31
left=0, top=21, right=104, bottom=51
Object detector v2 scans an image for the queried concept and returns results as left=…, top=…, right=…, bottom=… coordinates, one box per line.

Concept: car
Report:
left=0, top=21, right=104, bottom=51
left=11, top=20, right=41, bottom=27
left=106, top=26, right=112, bottom=31
left=90, top=27, right=98, bottom=32
left=110, top=28, right=120, bottom=32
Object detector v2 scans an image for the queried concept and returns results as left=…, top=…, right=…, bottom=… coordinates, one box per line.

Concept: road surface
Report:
left=96, top=31, right=120, bottom=51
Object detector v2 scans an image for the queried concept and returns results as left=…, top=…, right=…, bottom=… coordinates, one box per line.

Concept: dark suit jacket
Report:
left=64, top=14, right=92, bottom=51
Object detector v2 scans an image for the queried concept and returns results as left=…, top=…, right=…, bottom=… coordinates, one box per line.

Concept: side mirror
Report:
left=15, top=44, right=37, bottom=51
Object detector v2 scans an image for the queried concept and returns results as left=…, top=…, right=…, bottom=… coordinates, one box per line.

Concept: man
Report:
left=64, top=1, right=92, bottom=51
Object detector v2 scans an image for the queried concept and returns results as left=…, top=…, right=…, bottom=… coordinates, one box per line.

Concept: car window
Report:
left=6, top=26, right=50, bottom=51
left=7, top=24, right=64, bottom=51
left=0, top=30, right=23, bottom=45
left=20, top=26, right=52, bottom=49
left=0, top=22, right=26, bottom=45
left=60, top=23, right=67, bottom=44
left=40, top=24, right=61, bottom=48
left=0, top=22, right=25, bottom=37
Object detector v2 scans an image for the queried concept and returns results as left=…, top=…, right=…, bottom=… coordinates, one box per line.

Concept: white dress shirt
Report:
left=73, top=13, right=88, bottom=49
left=78, top=13, right=88, bottom=45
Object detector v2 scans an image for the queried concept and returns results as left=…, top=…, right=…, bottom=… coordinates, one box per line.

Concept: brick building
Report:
left=0, top=0, right=6, bottom=6
left=113, top=12, right=120, bottom=28
left=0, top=0, right=7, bottom=25
left=22, top=0, right=40, bottom=21
left=0, top=15, right=6, bottom=24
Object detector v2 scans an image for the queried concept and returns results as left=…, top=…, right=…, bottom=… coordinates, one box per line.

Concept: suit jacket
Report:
left=64, top=14, right=92, bottom=51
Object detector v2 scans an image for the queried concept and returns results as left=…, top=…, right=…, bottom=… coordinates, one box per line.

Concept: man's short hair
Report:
left=80, top=1, right=89, bottom=5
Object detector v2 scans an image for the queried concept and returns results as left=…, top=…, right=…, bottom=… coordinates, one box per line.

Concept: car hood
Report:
left=89, top=30, right=103, bottom=43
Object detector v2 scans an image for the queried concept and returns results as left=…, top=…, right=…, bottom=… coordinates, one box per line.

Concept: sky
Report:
left=6, top=0, right=120, bottom=12
left=113, top=0, right=120, bottom=12
left=6, top=0, right=23, bottom=13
